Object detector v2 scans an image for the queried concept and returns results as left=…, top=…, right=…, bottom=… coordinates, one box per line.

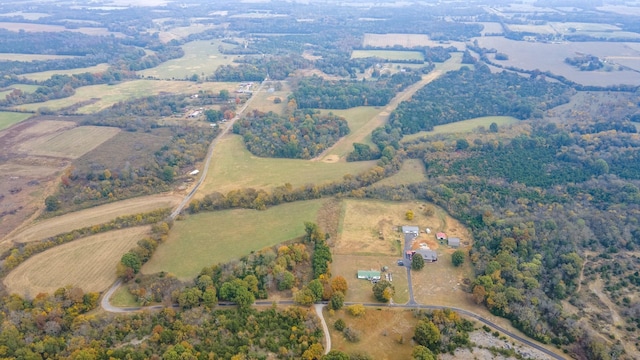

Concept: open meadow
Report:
left=317, top=106, right=382, bottom=159
left=351, top=50, right=424, bottom=61
left=0, top=53, right=77, bottom=61
left=326, top=308, right=418, bottom=359
left=17, top=125, right=120, bottom=159
left=155, top=23, right=220, bottom=43
left=143, top=199, right=327, bottom=279
left=244, top=81, right=291, bottom=114
left=20, top=63, right=110, bottom=81
left=138, top=40, right=240, bottom=79
left=370, top=159, right=426, bottom=187
left=401, top=116, right=519, bottom=142
left=362, top=33, right=432, bottom=48
left=6, top=194, right=181, bottom=244
left=0, top=22, right=124, bottom=37
left=197, top=135, right=375, bottom=195
left=3, top=226, right=150, bottom=296
left=14, top=80, right=238, bottom=114
left=475, top=37, right=640, bottom=86
left=0, top=112, right=32, bottom=130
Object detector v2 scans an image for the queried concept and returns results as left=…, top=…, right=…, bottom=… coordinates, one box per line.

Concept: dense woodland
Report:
left=292, top=70, right=425, bottom=109
left=233, top=109, right=350, bottom=159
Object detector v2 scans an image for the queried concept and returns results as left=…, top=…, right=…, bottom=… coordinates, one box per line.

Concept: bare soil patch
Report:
left=4, top=226, right=150, bottom=296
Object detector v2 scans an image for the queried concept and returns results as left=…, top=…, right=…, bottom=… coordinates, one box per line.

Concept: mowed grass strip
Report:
left=18, top=125, right=120, bottom=159
left=318, top=107, right=382, bottom=158
left=14, top=80, right=238, bottom=113
left=401, top=116, right=519, bottom=142
left=143, top=199, right=327, bottom=279
left=0, top=112, right=32, bottom=130
left=10, top=194, right=182, bottom=244
left=351, top=50, right=424, bottom=61
left=4, top=226, right=150, bottom=296
left=20, top=63, right=110, bottom=81
left=138, top=40, right=240, bottom=79
left=198, top=135, right=375, bottom=194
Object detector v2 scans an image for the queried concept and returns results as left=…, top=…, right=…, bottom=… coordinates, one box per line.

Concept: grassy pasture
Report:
left=0, top=11, right=50, bottom=20
left=0, top=53, right=77, bottom=61
left=139, top=40, right=240, bottom=79
left=351, top=50, right=423, bottom=61
left=143, top=199, right=327, bottom=279
left=244, top=81, right=291, bottom=114
left=198, top=135, right=375, bottom=194
left=401, top=116, right=519, bottom=142
left=507, top=24, right=556, bottom=34
left=370, top=159, right=426, bottom=187
left=475, top=22, right=503, bottom=35
left=20, top=63, right=110, bottom=81
left=15, top=80, right=238, bottom=113
left=9, top=194, right=181, bottom=244
left=17, top=125, right=120, bottom=159
left=0, top=112, right=32, bottom=130
left=7, top=84, right=41, bottom=93
left=4, top=226, right=150, bottom=296
left=318, top=106, right=382, bottom=158
left=0, top=22, right=123, bottom=37
left=326, top=308, right=417, bottom=359
left=362, top=33, right=432, bottom=48
left=156, top=23, right=219, bottom=43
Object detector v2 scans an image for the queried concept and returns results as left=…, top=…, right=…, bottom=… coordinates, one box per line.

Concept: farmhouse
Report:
left=448, top=237, right=460, bottom=248
left=436, top=232, right=447, bottom=240
left=357, top=270, right=381, bottom=281
left=414, top=249, right=438, bottom=262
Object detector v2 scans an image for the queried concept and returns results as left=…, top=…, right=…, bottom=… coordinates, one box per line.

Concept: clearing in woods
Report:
left=327, top=308, right=418, bottom=360
left=0, top=112, right=32, bottom=130
left=351, top=50, right=424, bottom=61
left=14, top=80, right=238, bottom=114
left=401, top=116, right=519, bottom=142
left=362, top=33, right=432, bottom=48
left=138, top=40, right=241, bottom=79
left=6, top=194, right=182, bottom=244
left=371, top=159, right=426, bottom=187
left=143, top=199, right=327, bottom=279
left=3, top=226, right=150, bottom=296
left=17, top=126, right=120, bottom=159
left=156, top=23, right=221, bottom=43
left=20, top=63, right=111, bottom=81
left=197, top=135, right=375, bottom=195
left=317, top=106, right=382, bottom=159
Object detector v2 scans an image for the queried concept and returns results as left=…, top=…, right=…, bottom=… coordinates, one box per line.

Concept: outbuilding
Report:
left=357, top=270, right=381, bottom=280
left=436, top=232, right=447, bottom=240
left=448, top=237, right=461, bottom=248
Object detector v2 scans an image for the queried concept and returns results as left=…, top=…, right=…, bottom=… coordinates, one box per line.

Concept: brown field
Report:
left=475, top=37, right=640, bottom=86
left=17, top=125, right=120, bottom=159
left=0, top=22, right=124, bottom=37
left=363, top=33, right=432, bottom=48
left=327, top=307, right=417, bottom=359
left=3, top=226, right=150, bottom=296
left=0, top=53, right=77, bottom=61
left=6, top=194, right=181, bottom=244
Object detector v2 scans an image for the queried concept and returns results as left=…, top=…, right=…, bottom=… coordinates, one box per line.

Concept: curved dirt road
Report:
left=314, top=304, right=331, bottom=355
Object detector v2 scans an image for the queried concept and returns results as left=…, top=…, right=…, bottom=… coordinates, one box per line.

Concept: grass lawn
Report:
left=14, top=80, right=238, bottom=114
left=0, top=112, right=32, bottom=130
left=138, top=40, right=241, bottom=79
left=351, top=50, right=424, bottom=61
left=371, top=159, right=426, bottom=187
left=143, top=199, right=327, bottom=279
left=198, top=135, right=375, bottom=194
left=20, top=63, right=110, bottom=81
left=110, top=286, right=139, bottom=307
left=401, top=116, right=519, bottom=142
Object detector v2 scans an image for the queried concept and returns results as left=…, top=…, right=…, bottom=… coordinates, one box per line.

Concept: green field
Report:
left=20, top=63, right=110, bottom=81
left=371, top=159, right=426, bottom=187
left=402, top=116, right=518, bottom=142
left=199, top=135, right=376, bottom=194
left=8, top=84, right=41, bottom=93
left=14, top=80, right=238, bottom=114
left=0, top=112, right=32, bottom=130
left=143, top=199, right=327, bottom=279
left=138, top=40, right=241, bottom=79
left=351, top=50, right=424, bottom=61
left=319, top=106, right=382, bottom=156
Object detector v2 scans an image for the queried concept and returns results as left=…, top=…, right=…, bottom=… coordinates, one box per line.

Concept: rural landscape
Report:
left=0, top=0, right=639, bottom=359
